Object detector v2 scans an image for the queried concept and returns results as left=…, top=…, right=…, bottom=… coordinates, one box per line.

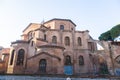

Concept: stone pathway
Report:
left=0, top=75, right=119, bottom=80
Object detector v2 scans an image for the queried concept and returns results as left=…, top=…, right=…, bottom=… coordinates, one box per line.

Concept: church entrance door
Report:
left=39, top=59, right=47, bottom=73
left=64, top=55, right=73, bottom=75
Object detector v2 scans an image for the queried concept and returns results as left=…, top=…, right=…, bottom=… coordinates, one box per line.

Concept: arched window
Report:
left=28, top=32, right=32, bottom=39
left=33, top=32, right=35, bottom=37
left=16, top=49, right=25, bottom=66
left=39, top=59, right=47, bottom=73
left=10, top=50, right=15, bottom=65
left=31, top=41, right=34, bottom=47
left=65, top=55, right=72, bottom=65
left=65, top=36, right=70, bottom=46
left=52, top=36, right=57, bottom=44
left=78, top=37, right=82, bottom=46
left=79, top=56, right=84, bottom=65
left=44, top=34, right=46, bottom=41
left=60, top=25, right=64, bottom=30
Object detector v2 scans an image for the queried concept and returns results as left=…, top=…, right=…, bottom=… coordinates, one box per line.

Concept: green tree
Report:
left=99, top=31, right=111, bottom=41
left=99, top=24, right=120, bottom=41
left=110, top=24, right=120, bottom=39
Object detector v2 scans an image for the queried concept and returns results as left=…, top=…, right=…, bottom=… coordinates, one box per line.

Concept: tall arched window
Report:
left=10, top=50, right=15, bottom=65
left=78, top=37, right=82, bottom=46
left=31, top=41, right=34, bottom=47
left=16, top=49, right=25, bottom=66
left=39, top=59, right=47, bottom=73
left=60, top=25, right=64, bottom=30
left=52, top=36, right=57, bottom=44
left=65, top=55, right=72, bottom=65
left=79, top=55, right=84, bottom=65
left=65, top=36, right=70, bottom=46
left=28, top=32, right=32, bottom=39
left=44, top=34, right=46, bottom=41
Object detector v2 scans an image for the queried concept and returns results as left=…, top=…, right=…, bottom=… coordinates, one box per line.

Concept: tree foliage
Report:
left=99, top=24, right=120, bottom=41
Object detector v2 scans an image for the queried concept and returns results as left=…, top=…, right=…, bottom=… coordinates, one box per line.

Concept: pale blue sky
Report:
left=0, top=0, right=120, bottom=47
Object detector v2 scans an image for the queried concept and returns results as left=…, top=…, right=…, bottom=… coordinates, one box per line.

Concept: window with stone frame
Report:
left=10, top=50, right=15, bottom=65
left=16, top=49, right=25, bottom=66
left=39, top=59, right=47, bottom=73
left=52, top=36, right=57, bottom=44
left=88, top=42, right=95, bottom=52
left=33, top=32, right=35, bottom=38
left=44, top=34, right=46, bottom=41
left=79, top=55, right=84, bottom=65
left=60, top=25, right=64, bottom=30
left=28, top=32, right=32, bottom=40
left=31, top=41, right=34, bottom=47
left=78, top=37, right=82, bottom=46
left=65, top=55, right=72, bottom=65
left=65, top=36, right=70, bottom=46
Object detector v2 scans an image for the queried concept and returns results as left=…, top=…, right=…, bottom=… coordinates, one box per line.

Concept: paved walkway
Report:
left=0, top=75, right=119, bottom=80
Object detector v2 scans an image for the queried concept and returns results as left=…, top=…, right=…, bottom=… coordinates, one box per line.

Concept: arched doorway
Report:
left=98, top=56, right=109, bottom=74
left=64, top=55, right=73, bottom=75
left=99, top=62, right=109, bottom=74
left=65, top=55, right=72, bottom=65
left=39, top=59, right=47, bottom=73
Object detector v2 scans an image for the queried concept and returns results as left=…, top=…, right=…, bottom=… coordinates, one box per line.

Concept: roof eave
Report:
left=44, top=18, right=76, bottom=26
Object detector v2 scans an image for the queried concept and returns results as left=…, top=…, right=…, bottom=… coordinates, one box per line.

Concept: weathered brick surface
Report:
left=6, top=19, right=99, bottom=75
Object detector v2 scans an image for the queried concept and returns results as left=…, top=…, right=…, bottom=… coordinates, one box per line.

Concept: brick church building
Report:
left=0, top=18, right=110, bottom=75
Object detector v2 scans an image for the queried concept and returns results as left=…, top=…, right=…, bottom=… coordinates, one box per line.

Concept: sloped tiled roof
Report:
left=1, top=48, right=10, bottom=55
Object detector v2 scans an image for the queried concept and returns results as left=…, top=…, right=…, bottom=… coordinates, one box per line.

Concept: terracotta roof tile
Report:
left=1, top=48, right=10, bottom=55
